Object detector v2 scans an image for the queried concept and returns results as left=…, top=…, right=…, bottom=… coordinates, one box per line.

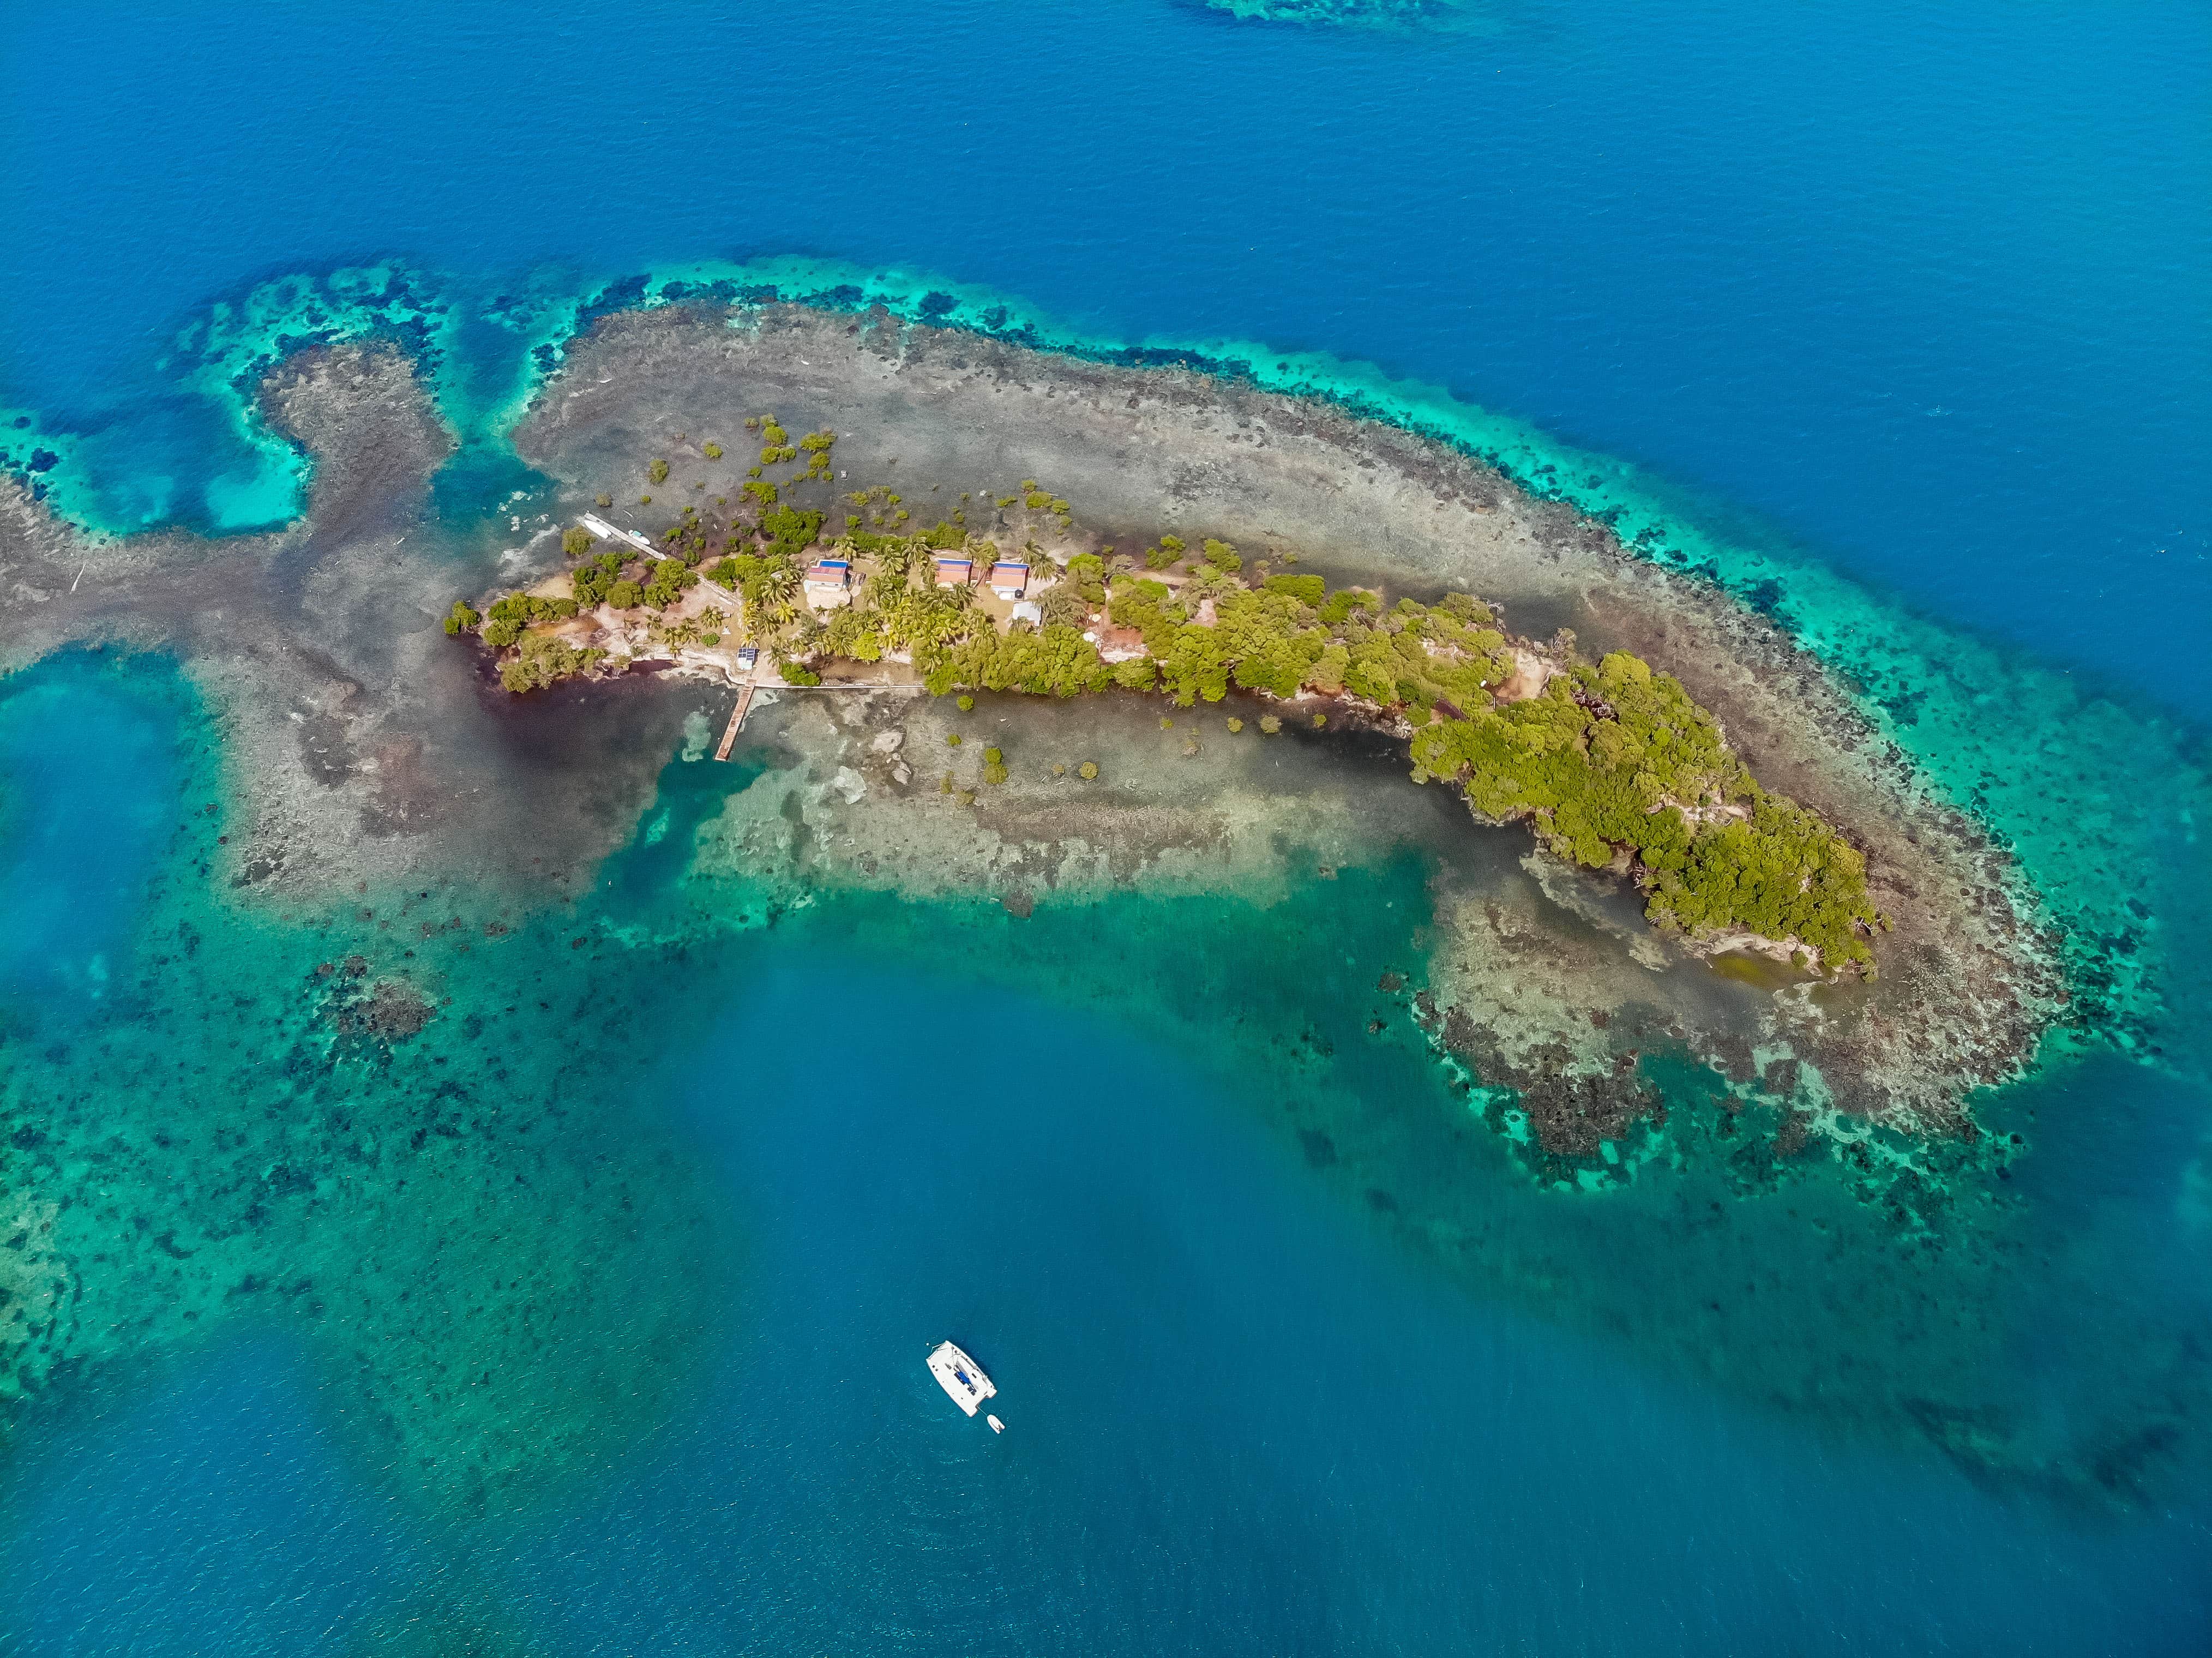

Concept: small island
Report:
left=450, top=417, right=1884, bottom=978
left=0, top=302, right=2058, bottom=1154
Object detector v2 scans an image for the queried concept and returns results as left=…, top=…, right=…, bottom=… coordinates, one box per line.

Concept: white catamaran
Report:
left=927, top=1340, right=999, bottom=1425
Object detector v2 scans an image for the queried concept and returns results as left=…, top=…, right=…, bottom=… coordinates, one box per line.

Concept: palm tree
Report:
left=754, top=560, right=799, bottom=614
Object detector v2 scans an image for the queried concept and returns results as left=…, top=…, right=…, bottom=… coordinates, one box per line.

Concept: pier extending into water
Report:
left=713, top=685, right=754, bottom=761
left=712, top=681, right=926, bottom=761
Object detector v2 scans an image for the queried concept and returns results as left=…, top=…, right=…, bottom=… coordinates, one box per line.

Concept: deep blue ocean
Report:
left=3, top=2, right=2209, bottom=1653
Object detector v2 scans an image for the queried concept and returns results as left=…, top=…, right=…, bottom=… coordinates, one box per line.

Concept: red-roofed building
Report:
left=934, top=555, right=973, bottom=588
left=803, top=558, right=852, bottom=609
left=988, top=561, right=1030, bottom=599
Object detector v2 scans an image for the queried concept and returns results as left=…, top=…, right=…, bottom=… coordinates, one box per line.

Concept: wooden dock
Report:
left=714, top=684, right=755, bottom=761
left=712, top=679, right=927, bottom=761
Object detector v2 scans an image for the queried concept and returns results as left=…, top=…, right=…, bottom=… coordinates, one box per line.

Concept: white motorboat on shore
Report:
left=927, top=1341, right=997, bottom=1418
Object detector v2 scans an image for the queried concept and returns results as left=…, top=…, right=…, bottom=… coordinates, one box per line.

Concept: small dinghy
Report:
left=987, top=1414, right=1005, bottom=1433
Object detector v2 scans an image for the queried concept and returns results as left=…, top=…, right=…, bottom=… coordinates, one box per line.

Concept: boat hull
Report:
left=927, top=1340, right=997, bottom=1417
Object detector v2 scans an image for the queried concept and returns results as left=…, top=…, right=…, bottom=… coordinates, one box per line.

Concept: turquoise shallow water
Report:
left=3, top=0, right=2211, bottom=1650
left=0, top=653, right=182, bottom=1014
left=0, top=657, right=2207, bottom=1653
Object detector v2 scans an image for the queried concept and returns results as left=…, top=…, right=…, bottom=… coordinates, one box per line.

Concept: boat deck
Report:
left=927, top=1341, right=997, bottom=1417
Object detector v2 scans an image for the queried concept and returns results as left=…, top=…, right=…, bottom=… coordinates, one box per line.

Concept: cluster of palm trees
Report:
left=743, top=532, right=1007, bottom=671
left=747, top=557, right=802, bottom=635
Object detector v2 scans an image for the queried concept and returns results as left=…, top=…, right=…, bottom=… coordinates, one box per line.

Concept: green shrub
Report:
left=595, top=492, right=613, bottom=508
left=1063, top=552, right=1108, bottom=602
left=778, top=661, right=821, bottom=686
left=648, top=459, right=670, bottom=484
left=1039, top=584, right=1091, bottom=629
left=484, top=591, right=579, bottom=631
left=957, top=694, right=975, bottom=712
left=561, top=526, right=595, bottom=558
left=1406, top=652, right=1877, bottom=969
left=1201, top=538, right=1242, bottom=573
left=1078, top=761, right=1098, bottom=780
left=947, top=732, right=963, bottom=747
left=444, top=599, right=481, bottom=636
left=925, top=624, right=1113, bottom=699
left=498, top=632, right=605, bottom=693
left=606, top=579, right=643, bottom=609
left=703, top=441, right=724, bottom=460
left=1259, top=714, right=1282, bottom=734
left=1318, top=588, right=1378, bottom=628
left=642, top=557, right=699, bottom=609
left=759, top=507, right=823, bottom=559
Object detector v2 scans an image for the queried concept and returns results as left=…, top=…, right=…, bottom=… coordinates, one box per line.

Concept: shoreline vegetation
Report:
left=452, top=418, right=1884, bottom=977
